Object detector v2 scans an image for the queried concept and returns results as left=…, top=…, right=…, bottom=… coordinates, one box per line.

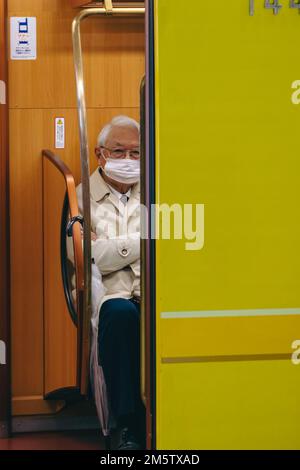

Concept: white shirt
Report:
left=107, top=183, right=131, bottom=204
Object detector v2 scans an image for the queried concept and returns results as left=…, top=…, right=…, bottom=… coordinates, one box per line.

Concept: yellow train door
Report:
left=147, top=0, right=300, bottom=449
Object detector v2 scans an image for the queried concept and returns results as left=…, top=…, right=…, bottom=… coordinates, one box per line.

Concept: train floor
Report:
left=0, top=430, right=105, bottom=450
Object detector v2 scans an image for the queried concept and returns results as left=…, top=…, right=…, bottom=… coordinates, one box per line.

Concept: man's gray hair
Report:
left=97, top=115, right=140, bottom=147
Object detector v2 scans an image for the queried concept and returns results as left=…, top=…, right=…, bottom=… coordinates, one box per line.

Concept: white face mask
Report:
left=103, top=158, right=140, bottom=184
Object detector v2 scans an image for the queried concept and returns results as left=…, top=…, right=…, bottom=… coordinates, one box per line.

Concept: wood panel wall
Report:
left=9, top=0, right=144, bottom=416
left=0, top=0, right=11, bottom=437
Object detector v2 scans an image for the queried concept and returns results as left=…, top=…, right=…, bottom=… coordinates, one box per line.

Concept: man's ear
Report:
left=95, top=146, right=102, bottom=165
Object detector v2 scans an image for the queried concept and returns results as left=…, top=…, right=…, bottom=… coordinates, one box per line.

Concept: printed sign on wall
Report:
left=10, top=17, right=37, bottom=60
left=55, top=118, right=65, bottom=149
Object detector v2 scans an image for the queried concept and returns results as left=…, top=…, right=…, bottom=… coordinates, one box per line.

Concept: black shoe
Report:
left=116, top=426, right=141, bottom=450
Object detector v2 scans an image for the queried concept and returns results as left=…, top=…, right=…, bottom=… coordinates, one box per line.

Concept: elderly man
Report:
left=77, top=115, right=144, bottom=450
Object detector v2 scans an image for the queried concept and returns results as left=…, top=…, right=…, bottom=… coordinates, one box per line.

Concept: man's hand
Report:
left=80, top=228, right=97, bottom=241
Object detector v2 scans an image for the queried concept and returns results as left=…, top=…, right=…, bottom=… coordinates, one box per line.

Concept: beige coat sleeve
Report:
left=92, top=232, right=140, bottom=275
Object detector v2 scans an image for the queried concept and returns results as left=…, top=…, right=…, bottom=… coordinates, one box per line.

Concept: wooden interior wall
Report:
left=0, top=0, right=11, bottom=437
left=9, top=0, right=144, bottom=416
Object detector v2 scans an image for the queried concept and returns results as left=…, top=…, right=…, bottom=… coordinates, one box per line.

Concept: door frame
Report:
left=0, top=0, right=11, bottom=439
left=145, top=0, right=156, bottom=450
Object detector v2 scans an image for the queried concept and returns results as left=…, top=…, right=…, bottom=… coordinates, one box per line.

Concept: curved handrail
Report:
left=42, top=149, right=84, bottom=295
left=42, top=150, right=84, bottom=290
left=42, top=149, right=84, bottom=389
left=61, top=193, right=83, bottom=327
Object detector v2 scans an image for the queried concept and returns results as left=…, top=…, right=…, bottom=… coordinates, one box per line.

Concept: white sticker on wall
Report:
left=0, top=340, right=6, bottom=365
left=55, top=118, right=65, bottom=149
left=10, top=17, right=37, bottom=60
left=0, top=80, right=6, bottom=105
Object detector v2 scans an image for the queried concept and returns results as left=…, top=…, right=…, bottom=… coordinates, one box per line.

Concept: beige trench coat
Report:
left=75, top=168, right=141, bottom=436
left=76, top=167, right=141, bottom=313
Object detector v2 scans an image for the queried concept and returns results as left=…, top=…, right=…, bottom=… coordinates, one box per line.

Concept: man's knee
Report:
left=101, top=298, right=139, bottom=327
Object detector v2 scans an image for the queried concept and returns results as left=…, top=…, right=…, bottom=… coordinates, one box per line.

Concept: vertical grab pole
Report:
left=72, top=10, right=96, bottom=394
left=72, top=5, right=146, bottom=396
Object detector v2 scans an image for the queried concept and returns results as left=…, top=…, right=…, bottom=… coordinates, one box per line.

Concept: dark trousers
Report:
left=98, top=297, right=145, bottom=433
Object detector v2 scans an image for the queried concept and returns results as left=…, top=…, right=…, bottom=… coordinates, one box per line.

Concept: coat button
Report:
left=122, top=248, right=128, bottom=256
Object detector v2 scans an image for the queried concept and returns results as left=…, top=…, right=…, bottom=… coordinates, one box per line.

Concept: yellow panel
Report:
left=154, top=1, right=300, bottom=313
left=161, top=315, right=300, bottom=358
left=154, top=0, right=300, bottom=448
left=159, top=360, right=300, bottom=450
